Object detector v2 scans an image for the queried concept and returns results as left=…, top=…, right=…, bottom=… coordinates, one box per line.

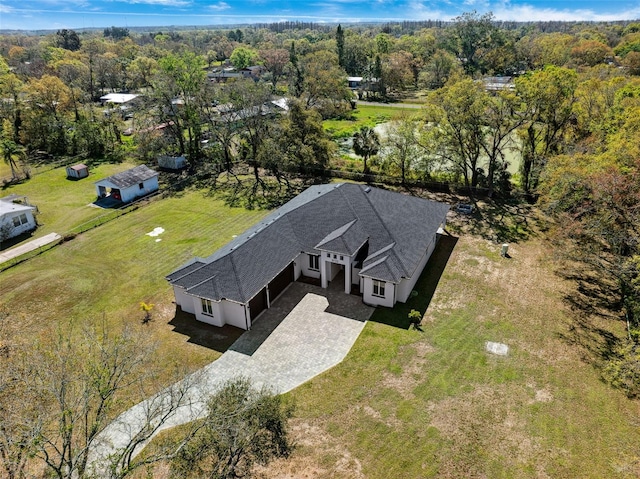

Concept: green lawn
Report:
left=324, top=104, right=418, bottom=139
left=0, top=187, right=268, bottom=372
left=267, top=229, right=640, bottom=478
left=1, top=162, right=141, bottom=244
left=3, top=180, right=640, bottom=478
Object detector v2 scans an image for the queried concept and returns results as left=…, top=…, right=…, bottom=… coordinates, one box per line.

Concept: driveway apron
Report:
left=89, top=281, right=374, bottom=471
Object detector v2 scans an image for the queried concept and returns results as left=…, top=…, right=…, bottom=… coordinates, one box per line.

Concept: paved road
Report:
left=0, top=232, right=61, bottom=264
left=88, top=282, right=374, bottom=474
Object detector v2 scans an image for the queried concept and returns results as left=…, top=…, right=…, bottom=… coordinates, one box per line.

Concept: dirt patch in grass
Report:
left=254, top=419, right=365, bottom=479
left=428, top=383, right=547, bottom=477
left=381, top=340, right=436, bottom=399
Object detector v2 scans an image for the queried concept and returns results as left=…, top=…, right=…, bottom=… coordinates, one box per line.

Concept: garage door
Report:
left=268, top=263, right=294, bottom=302
left=249, top=288, right=267, bottom=320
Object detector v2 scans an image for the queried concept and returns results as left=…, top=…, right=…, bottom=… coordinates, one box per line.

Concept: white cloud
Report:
left=125, top=0, right=191, bottom=6
left=208, top=2, right=230, bottom=11
left=407, top=0, right=640, bottom=22
left=491, top=2, right=640, bottom=22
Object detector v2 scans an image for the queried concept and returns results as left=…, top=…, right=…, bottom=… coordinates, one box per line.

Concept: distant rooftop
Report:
left=100, top=93, right=140, bottom=104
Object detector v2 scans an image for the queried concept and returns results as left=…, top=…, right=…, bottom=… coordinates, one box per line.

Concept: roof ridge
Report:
left=186, top=273, right=218, bottom=293
left=167, top=260, right=208, bottom=281
left=360, top=254, right=388, bottom=274
left=228, top=254, right=246, bottom=303
left=354, top=185, right=397, bottom=247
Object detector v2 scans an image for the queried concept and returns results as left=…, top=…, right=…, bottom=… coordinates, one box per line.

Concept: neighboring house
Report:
left=95, top=165, right=159, bottom=203
left=167, top=183, right=450, bottom=330
left=270, top=98, right=289, bottom=112
left=0, top=195, right=37, bottom=240
left=66, top=163, right=89, bottom=179
left=207, top=69, right=243, bottom=83
left=481, top=76, right=515, bottom=92
left=101, top=94, right=141, bottom=120
left=100, top=93, right=140, bottom=105
left=241, top=65, right=266, bottom=79
left=347, top=76, right=363, bottom=89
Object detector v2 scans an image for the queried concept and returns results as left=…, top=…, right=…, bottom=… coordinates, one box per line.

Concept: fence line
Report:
left=0, top=190, right=164, bottom=273
left=298, top=167, right=491, bottom=197
left=1, top=162, right=487, bottom=272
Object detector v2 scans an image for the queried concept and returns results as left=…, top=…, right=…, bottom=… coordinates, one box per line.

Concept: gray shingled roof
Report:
left=167, top=183, right=449, bottom=304
left=95, top=165, right=157, bottom=189
left=315, top=220, right=368, bottom=256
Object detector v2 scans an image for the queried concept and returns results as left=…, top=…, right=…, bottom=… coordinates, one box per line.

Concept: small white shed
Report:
left=157, top=155, right=187, bottom=170
left=0, top=195, right=37, bottom=240
left=66, top=164, right=89, bottom=179
left=95, top=165, right=159, bottom=204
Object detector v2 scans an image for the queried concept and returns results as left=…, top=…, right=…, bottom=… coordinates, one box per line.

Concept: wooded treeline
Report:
left=1, top=13, right=639, bottom=193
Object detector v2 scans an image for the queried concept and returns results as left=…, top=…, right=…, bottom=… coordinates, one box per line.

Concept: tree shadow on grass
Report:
left=370, top=234, right=458, bottom=329
left=215, top=177, right=305, bottom=210
left=466, top=198, right=537, bottom=244
left=168, top=306, right=244, bottom=353
left=556, top=267, right=624, bottom=363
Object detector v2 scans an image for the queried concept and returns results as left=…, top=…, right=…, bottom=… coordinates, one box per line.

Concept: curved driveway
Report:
left=89, top=281, right=374, bottom=472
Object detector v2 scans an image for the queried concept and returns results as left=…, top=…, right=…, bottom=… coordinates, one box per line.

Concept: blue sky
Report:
left=1, top=0, right=639, bottom=31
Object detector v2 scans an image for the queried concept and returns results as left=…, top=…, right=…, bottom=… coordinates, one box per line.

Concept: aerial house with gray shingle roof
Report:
left=167, top=183, right=450, bottom=330
left=95, top=165, right=158, bottom=203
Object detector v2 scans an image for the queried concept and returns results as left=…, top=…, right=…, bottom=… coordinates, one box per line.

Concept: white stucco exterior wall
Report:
left=352, top=266, right=361, bottom=285
left=397, top=234, right=437, bottom=303
left=194, top=299, right=223, bottom=327
left=298, top=252, right=321, bottom=279
left=173, top=286, right=195, bottom=314
left=221, top=301, right=247, bottom=329
left=362, top=277, right=395, bottom=307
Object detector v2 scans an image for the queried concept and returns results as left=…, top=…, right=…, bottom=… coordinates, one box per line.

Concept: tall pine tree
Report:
left=336, top=24, right=345, bottom=69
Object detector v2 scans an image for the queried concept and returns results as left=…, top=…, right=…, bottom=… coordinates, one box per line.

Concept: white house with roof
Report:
left=0, top=195, right=37, bottom=240
left=95, top=165, right=158, bottom=203
left=167, top=183, right=449, bottom=330
left=100, top=93, right=140, bottom=105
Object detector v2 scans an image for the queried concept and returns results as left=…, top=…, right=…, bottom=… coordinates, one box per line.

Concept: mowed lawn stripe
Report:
left=0, top=188, right=268, bottom=370
left=282, top=235, right=640, bottom=478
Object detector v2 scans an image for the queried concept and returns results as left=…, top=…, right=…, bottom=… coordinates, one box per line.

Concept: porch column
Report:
left=344, top=263, right=351, bottom=294
left=320, top=257, right=328, bottom=288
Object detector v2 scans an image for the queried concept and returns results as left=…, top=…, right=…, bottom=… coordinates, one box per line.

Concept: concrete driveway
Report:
left=89, top=281, right=374, bottom=471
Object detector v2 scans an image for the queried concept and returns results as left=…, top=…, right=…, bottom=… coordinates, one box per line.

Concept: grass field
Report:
left=255, top=210, right=640, bottom=478
left=3, top=172, right=640, bottom=477
left=1, top=162, right=141, bottom=245
left=324, top=104, right=417, bottom=139
left=0, top=183, right=268, bottom=374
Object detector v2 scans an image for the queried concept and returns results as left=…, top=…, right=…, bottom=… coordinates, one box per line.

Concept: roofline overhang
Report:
left=315, top=238, right=368, bottom=258
left=358, top=272, right=402, bottom=285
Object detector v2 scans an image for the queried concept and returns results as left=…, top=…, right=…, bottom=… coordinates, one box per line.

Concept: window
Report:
left=333, top=254, right=337, bottom=259
left=201, top=298, right=213, bottom=316
left=372, top=280, right=385, bottom=298
left=138, top=182, right=144, bottom=189
left=309, top=255, right=319, bottom=271
left=326, top=252, right=330, bottom=257
left=12, top=214, right=27, bottom=227
left=340, top=255, right=344, bottom=260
